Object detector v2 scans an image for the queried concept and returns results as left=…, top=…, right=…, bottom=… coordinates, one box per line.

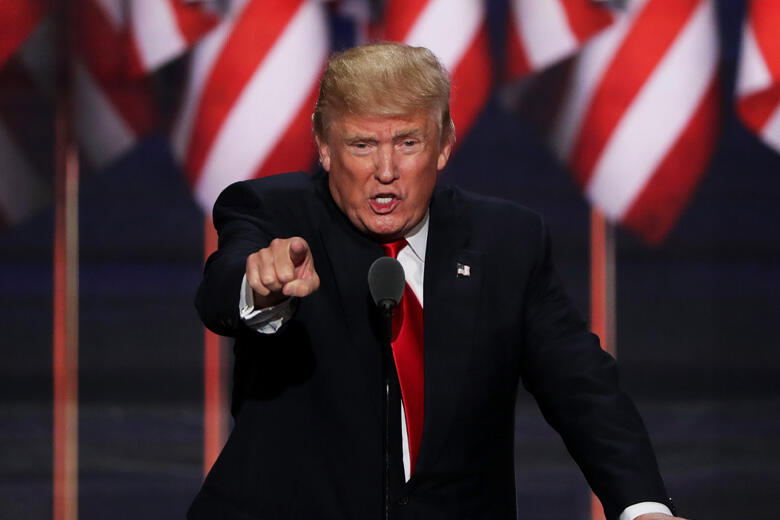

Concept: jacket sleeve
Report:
left=519, top=215, right=671, bottom=520
left=195, top=181, right=277, bottom=337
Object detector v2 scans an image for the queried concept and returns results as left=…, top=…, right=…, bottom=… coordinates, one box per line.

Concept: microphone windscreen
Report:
left=367, top=257, right=405, bottom=308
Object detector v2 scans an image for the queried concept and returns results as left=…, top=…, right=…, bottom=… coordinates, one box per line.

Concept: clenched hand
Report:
left=246, top=237, right=320, bottom=308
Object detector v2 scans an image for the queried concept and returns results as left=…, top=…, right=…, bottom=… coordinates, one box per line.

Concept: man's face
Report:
left=316, top=111, right=452, bottom=242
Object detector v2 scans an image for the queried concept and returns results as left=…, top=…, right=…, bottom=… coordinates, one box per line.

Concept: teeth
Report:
left=375, top=196, right=393, bottom=204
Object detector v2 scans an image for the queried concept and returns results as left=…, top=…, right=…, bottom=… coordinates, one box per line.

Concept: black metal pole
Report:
left=380, top=301, right=395, bottom=520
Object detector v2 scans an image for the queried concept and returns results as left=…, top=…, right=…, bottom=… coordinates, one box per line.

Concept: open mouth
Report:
left=369, top=194, right=400, bottom=213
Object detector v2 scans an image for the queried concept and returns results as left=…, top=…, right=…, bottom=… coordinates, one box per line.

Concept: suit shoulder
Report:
left=218, top=171, right=317, bottom=204
left=211, top=171, right=328, bottom=237
left=437, top=183, right=544, bottom=231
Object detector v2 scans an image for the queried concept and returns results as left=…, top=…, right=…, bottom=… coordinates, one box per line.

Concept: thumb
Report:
left=288, top=238, right=309, bottom=267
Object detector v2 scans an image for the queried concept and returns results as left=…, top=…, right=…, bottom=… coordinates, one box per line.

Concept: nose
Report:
left=375, top=145, right=397, bottom=184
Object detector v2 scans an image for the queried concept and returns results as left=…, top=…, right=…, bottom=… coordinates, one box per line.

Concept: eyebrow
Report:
left=393, top=128, right=426, bottom=140
left=343, top=128, right=427, bottom=142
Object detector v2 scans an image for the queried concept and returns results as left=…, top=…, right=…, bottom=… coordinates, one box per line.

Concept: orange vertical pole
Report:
left=589, top=208, right=616, bottom=520
left=52, top=1, right=79, bottom=517
left=202, top=217, right=227, bottom=476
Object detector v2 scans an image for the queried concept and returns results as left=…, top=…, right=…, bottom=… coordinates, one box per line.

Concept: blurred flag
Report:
left=505, top=0, right=614, bottom=79
left=551, top=0, right=720, bottom=244
left=0, top=0, right=50, bottom=70
left=127, top=0, right=219, bottom=77
left=74, top=0, right=156, bottom=168
left=75, top=0, right=216, bottom=168
left=382, top=0, right=492, bottom=140
left=0, top=10, right=53, bottom=229
left=736, top=0, right=780, bottom=153
left=0, top=57, right=51, bottom=228
left=172, top=0, right=329, bottom=211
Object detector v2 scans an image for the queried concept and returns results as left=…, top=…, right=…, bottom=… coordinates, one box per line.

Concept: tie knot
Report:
left=382, top=239, right=407, bottom=259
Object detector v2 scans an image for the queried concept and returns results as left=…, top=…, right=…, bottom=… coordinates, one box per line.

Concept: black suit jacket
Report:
left=188, top=170, right=670, bottom=520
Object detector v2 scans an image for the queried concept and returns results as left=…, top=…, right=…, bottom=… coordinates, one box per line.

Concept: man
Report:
left=189, top=43, right=683, bottom=520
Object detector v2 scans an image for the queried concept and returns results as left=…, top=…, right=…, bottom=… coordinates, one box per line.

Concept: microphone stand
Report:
left=368, top=255, right=405, bottom=520
left=379, top=299, right=396, bottom=520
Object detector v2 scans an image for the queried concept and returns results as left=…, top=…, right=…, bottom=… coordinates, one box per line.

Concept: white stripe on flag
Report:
left=130, top=0, right=186, bottom=72
left=402, top=0, right=483, bottom=70
left=735, top=23, right=771, bottom=98
left=74, top=59, right=136, bottom=167
left=194, top=1, right=327, bottom=210
left=586, top=0, right=717, bottom=219
left=513, top=0, right=577, bottom=70
left=760, top=103, right=780, bottom=151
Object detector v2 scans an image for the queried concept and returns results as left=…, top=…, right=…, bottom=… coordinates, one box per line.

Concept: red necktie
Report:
left=382, top=239, right=424, bottom=476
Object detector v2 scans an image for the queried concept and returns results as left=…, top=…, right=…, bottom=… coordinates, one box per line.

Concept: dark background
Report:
left=1, top=1, right=778, bottom=518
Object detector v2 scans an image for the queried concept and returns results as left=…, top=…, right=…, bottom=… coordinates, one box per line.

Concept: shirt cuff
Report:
left=239, top=274, right=296, bottom=334
left=619, top=502, right=673, bottom=520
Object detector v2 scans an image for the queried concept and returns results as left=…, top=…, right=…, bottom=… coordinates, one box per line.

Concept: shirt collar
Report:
left=404, top=211, right=428, bottom=263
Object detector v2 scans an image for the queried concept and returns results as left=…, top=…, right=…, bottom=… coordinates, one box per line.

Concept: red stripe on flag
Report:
left=505, top=15, right=532, bottom=80
left=78, top=0, right=155, bottom=136
left=254, top=80, right=321, bottom=178
left=750, top=0, right=780, bottom=80
left=170, top=0, right=219, bottom=44
left=622, top=79, right=719, bottom=245
left=569, top=0, right=701, bottom=187
left=78, top=1, right=127, bottom=86
left=126, top=36, right=148, bottom=80
left=450, top=26, right=492, bottom=139
left=739, top=85, right=780, bottom=132
left=0, top=0, right=49, bottom=69
left=184, top=0, right=303, bottom=185
left=559, top=0, right=614, bottom=42
left=383, top=0, right=430, bottom=40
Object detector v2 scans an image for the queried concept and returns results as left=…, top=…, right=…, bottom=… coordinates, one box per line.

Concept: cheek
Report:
left=331, top=171, right=365, bottom=209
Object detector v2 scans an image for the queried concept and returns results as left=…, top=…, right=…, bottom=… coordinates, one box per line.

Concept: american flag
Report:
left=505, top=0, right=614, bottom=79
left=172, top=0, right=329, bottom=211
left=0, top=2, right=51, bottom=228
left=75, top=0, right=216, bottom=168
left=382, top=0, right=492, bottom=142
left=126, top=0, right=219, bottom=77
left=550, top=0, right=720, bottom=244
left=0, top=0, right=50, bottom=70
left=736, top=0, right=780, bottom=154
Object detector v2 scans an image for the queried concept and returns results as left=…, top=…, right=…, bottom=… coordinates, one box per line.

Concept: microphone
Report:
left=367, top=257, right=405, bottom=312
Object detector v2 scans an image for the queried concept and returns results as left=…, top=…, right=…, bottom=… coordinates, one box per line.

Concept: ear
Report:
left=436, top=138, right=453, bottom=171
left=315, top=135, right=331, bottom=172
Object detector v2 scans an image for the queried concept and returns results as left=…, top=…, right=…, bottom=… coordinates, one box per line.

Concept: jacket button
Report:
left=398, top=496, right=409, bottom=506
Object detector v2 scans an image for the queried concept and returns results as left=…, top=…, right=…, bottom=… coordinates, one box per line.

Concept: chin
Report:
left=364, top=221, right=404, bottom=241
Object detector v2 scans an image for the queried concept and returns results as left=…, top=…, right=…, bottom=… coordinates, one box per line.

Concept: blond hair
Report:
left=312, top=42, right=455, bottom=144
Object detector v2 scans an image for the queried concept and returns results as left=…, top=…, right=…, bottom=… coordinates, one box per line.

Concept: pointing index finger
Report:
left=289, top=238, right=309, bottom=267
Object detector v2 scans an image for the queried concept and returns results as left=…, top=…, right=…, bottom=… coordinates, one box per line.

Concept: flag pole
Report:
left=202, top=217, right=227, bottom=476
left=589, top=208, right=616, bottom=520
left=52, top=0, right=79, bottom=518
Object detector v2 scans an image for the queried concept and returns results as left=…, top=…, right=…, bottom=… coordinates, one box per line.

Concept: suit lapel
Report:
left=414, top=185, right=483, bottom=479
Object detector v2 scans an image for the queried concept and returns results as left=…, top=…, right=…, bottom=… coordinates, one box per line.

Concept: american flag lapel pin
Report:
left=456, top=262, right=471, bottom=278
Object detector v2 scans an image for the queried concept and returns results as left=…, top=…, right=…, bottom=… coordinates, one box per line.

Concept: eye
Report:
left=349, top=141, right=372, bottom=154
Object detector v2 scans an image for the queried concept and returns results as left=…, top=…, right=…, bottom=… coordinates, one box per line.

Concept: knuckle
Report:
left=260, top=272, right=276, bottom=286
